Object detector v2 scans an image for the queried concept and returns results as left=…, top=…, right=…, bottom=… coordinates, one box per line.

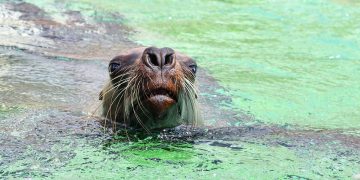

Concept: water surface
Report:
left=1, top=0, right=360, bottom=179
left=67, top=0, right=360, bottom=130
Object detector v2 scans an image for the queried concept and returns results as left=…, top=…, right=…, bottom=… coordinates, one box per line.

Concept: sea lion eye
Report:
left=189, top=65, right=197, bottom=74
left=109, top=63, right=120, bottom=73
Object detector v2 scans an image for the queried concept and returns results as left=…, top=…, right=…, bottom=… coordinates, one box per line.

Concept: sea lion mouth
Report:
left=143, top=88, right=178, bottom=118
left=145, top=88, right=177, bottom=102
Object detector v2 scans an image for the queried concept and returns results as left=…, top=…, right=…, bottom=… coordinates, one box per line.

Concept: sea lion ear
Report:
left=99, top=91, right=103, bottom=100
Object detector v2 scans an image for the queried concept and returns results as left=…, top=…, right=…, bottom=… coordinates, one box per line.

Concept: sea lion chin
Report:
left=145, top=95, right=176, bottom=118
left=99, top=46, right=200, bottom=132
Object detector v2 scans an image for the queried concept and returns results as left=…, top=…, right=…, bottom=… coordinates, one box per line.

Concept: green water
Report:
left=61, top=0, right=360, bottom=129
left=2, top=0, right=360, bottom=179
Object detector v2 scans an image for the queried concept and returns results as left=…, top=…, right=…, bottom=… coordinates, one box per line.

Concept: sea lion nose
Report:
left=161, top=47, right=176, bottom=69
left=142, top=47, right=175, bottom=70
left=143, top=47, right=161, bottom=69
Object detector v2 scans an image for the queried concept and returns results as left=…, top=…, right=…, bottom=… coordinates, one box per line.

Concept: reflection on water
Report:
left=0, top=0, right=360, bottom=179
left=85, top=0, right=360, bottom=129
left=0, top=47, right=106, bottom=177
left=0, top=48, right=107, bottom=109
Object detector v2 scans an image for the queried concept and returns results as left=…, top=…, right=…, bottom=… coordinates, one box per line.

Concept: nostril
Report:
left=147, top=53, right=159, bottom=66
left=164, top=53, right=174, bottom=66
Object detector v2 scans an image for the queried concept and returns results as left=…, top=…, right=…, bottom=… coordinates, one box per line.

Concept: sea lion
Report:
left=99, top=47, right=200, bottom=132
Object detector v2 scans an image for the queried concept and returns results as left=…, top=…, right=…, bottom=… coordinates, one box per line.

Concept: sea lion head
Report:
left=100, top=47, right=200, bottom=131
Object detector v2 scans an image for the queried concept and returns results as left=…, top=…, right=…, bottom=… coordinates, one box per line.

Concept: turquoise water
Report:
left=1, top=0, right=360, bottom=179
left=61, top=0, right=360, bottom=129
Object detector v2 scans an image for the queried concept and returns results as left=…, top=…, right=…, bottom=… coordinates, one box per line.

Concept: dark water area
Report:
left=0, top=0, right=360, bottom=179
left=0, top=46, right=108, bottom=177
left=0, top=1, right=136, bottom=60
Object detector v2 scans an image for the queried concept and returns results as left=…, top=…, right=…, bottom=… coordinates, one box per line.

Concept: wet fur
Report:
left=100, top=47, right=200, bottom=132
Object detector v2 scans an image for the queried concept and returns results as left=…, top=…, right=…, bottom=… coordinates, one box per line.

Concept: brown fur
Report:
left=100, top=47, right=200, bottom=131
